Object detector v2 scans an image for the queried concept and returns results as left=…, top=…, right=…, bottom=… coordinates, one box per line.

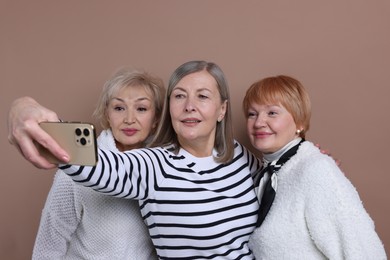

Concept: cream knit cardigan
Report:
left=32, top=129, right=156, bottom=260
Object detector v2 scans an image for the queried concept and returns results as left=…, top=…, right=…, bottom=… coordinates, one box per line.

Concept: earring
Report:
left=296, top=129, right=302, bottom=134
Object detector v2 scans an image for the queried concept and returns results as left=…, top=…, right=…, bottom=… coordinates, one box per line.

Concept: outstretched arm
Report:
left=7, top=96, right=69, bottom=169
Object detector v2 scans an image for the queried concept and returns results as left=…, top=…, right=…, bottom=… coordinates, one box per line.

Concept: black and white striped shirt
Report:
left=61, top=141, right=261, bottom=259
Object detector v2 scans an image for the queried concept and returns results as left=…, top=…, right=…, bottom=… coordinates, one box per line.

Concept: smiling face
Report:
left=107, top=85, right=157, bottom=151
left=246, top=102, right=299, bottom=154
left=169, top=70, right=227, bottom=156
left=243, top=75, right=312, bottom=154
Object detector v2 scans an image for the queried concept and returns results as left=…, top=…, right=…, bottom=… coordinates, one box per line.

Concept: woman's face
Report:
left=169, top=71, right=226, bottom=155
left=246, top=102, right=299, bottom=154
left=107, top=85, right=157, bottom=151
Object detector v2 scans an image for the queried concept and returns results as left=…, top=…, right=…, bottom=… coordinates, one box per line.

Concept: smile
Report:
left=122, top=129, right=138, bottom=136
left=182, top=120, right=201, bottom=123
left=254, top=132, right=272, bottom=138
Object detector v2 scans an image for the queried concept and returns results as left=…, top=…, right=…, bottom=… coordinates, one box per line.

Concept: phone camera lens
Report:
left=75, top=128, right=82, bottom=136
left=83, top=128, right=90, bottom=136
left=80, top=137, right=87, bottom=145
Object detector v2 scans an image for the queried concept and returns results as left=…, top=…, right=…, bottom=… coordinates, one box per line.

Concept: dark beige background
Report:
left=1, top=1, right=389, bottom=259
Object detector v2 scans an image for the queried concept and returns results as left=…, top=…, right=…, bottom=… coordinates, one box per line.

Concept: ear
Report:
left=295, top=123, right=304, bottom=135
left=153, top=119, right=159, bottom=129
left=218, top=100, right=228, bottom=122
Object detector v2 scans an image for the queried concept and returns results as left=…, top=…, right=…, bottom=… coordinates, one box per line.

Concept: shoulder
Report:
left=293, top=141, right=361, bottom=204
left=233, top=140, right=257, bottom=157
left=44, top=170, right=86, bottom=213
left=52, top=170, right=96, bottom=199
left=123, top=145, right=178, bottom=162
left=232, top=140, right=261, bottom=171
left=294, top=141, right=340, bottom=175
left=284, top=141, right=353, bottom=193
left=52, top=169, right=77, bottom=189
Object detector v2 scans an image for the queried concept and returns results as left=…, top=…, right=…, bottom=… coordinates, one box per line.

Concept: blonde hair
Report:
left=93, top=68, right=165, bottom=130
left=243, top=75, right=311, bottom=138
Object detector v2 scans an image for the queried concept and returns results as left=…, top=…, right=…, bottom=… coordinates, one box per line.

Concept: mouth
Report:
left=180, top=119, right=201, bottom=126
left=253, top=132, right=272, bottom=138
left=181, top=117, right=201, bottom=123
left=181, top=120, right=201, bottom=123
left=122, top=129, right=138, bottom=136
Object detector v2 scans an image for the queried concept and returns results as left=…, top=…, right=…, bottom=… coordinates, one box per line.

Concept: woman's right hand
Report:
left=7, top=96, right=70, bottom=169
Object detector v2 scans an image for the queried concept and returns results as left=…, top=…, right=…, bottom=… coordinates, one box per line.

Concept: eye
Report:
left=114, top=106, right=125, bottom=111
left=173, top=93, right=185, bottom=99
left=268, top=110, right=278, bottom=116
left=247, top=111, right=257, bottom=118
left=136, top=107, right=148, bottom=112
left=198, top=94, right=208, bottom=99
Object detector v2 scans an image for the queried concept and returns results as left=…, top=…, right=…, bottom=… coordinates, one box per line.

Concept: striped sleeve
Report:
left=60, top=147, right=154, bottom=199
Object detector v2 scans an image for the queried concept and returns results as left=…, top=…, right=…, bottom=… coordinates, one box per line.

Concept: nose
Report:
left=254, top=113, right=267, bottom=128
left=124, top=110, right=135, bottom=124
left=184, top=96, right=196, bottom=112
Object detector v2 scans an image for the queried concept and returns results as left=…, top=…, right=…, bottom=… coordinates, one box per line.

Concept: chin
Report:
left=251, top=142, right=266, bottom=151
left=255, top=145, right=274, bottom=154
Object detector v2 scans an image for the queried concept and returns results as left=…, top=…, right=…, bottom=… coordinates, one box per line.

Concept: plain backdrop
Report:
left=1, top=1, right=389, bottom=259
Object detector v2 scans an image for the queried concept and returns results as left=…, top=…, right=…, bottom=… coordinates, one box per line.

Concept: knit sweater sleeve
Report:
left=303, top=154, right=387, bottom=260
left=32, top=170, right=81, bottom=259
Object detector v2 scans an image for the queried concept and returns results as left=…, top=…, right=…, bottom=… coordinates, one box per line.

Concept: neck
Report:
left=115, top=140, right=143, bottom=152
left=178, top=139, right=214, bottom=158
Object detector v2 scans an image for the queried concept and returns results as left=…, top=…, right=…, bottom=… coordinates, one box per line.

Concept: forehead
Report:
left=249, top=102, right=286, bottom=111
left=111, top=84, right=154, bottom=101
left=174, top=71, right=218, bottom=91
left=115, top=84, right=152, bottom=95
left=247, top=90, right=288, bottom=110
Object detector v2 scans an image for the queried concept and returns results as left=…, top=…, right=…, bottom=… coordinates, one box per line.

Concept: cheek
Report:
left=169, top=97, right=184, bottom=111
left=107, top=113, right=122, bottom=129
left=107, top=114, right=117, bottom=124
left=277, top=119, right=296, bottom=135
left=140, top=112, right=158, bottom=128
left=106, top=114, right=113, bottom=127
left=246, top=120, right=252, bottom=133
left=144, top=117, right=156, bottom=131
left=169, top=104, right=179, bottom=119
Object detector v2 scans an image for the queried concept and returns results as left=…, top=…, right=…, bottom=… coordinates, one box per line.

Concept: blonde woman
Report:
left=32, top=69, right=165, bottom=259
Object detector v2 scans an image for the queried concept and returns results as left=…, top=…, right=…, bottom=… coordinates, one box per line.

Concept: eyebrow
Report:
left=111, top=96, right=152, bottom=102
left=173, top=87, right=213, bottom=93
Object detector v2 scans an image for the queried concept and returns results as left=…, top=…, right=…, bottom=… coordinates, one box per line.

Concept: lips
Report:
left=253, top=132, right=272, bottom=138
left=122, top=128, right=138, bottom=136
left=181, top=118, right=201, bottom=125
left=181, top=120, right=201, bottom=123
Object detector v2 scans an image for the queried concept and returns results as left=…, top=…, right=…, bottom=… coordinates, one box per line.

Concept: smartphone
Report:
left=38, top=121, right=98, bottom=166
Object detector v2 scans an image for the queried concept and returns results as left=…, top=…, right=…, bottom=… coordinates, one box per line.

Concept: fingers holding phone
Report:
left=8, top=97, right=70, bottom=169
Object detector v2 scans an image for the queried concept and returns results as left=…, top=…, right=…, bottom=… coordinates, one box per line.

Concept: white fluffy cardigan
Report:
left=249, top=141, right=387, bottom=259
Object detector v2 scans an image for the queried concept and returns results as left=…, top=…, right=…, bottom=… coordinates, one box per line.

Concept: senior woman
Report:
left=9, top=61, right=262, bottom=259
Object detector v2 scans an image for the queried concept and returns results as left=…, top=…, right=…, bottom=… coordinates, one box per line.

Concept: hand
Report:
left=315, top=143, right=341, bottom=166
left=7, top=97, right=70, bottom=169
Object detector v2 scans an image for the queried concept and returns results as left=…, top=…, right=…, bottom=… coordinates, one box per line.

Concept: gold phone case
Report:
left=39, top=122, right=98, bottom=166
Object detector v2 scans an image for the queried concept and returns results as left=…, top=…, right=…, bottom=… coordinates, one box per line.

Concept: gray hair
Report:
left=149, top=60, right=234, bottom=163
